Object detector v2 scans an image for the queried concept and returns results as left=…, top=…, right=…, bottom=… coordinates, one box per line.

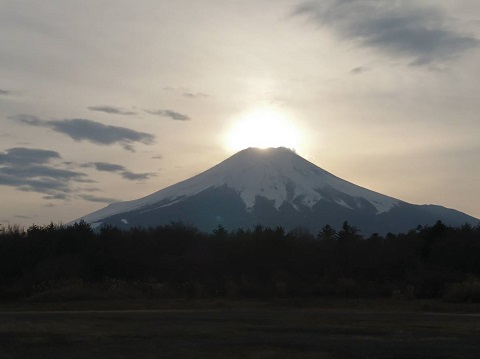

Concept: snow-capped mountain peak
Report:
left=78, top=147, right=399, bottom=224
left=75, top=147, right=478, bottom=234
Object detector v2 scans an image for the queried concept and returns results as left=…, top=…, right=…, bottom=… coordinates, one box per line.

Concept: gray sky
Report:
left=1, top=0, right=480, bottom=226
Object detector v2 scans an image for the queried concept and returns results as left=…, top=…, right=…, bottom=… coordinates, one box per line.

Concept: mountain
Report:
left=75, top=147, right=478, bottom=234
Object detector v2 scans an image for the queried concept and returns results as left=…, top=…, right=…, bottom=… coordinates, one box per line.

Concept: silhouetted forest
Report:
left=1, top=220, right=480, bottom=302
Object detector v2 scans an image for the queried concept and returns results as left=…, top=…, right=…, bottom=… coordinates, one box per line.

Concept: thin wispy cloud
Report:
left=145, top=109, right=190, bottom=121
left=84, top=161, right=156, bottom=181
left=78, top=194, right=117, bottom=203
left=11, top=114, right=43, bottom=126
left=87, top=105, right=137, bottom=116
left=10, top=115, right=155, bottom=152
left=0, top=89, right=11, bottom=96
left=43, top=193, right=69, bottom=200
left=350, top=66, right=371, bottom=75
left=293, top=0, right=479, bottom=66
left=163, top=87, right=209, bottom=99
left=120, top=171, right=153, bottom=181
left=182, top=92, right=209, bottom=99
left=14, top=214, right=36, bottom=219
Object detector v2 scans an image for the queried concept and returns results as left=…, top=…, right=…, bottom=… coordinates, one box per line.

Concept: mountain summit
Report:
left=76, top=147, right=478, bottom=234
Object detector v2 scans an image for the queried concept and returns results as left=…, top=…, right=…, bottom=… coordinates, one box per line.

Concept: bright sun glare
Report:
left=225, top=108, right=301, bottom=152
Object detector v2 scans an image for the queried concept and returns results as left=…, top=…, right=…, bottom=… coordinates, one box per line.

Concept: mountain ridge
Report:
left=74, top=147, right=478, bottom=234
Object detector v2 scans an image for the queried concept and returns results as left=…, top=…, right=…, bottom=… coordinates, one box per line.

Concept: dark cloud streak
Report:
left=49, top=119, right=155, bottom=150
left=78, top=194, right=117, bottom=203
left=9, top=114, right=44, bottom=126
left=293, top=1, right=479, bottom=66
left=121, top=171, right=152, bottom=181
left=85, top=161, right=156, bottom=181
left=89, top=162, right=125, bottom=172
left=146, top=109, right=190, bottom=121
left=0, top=147, right=60, bottom=165
left=10, top=115, right=155, bottom=152
left=350, top=66, right=371, bottom=75
left=182, top=92, right=209, bottom=99
left=87, top=105, right=137, bottom=116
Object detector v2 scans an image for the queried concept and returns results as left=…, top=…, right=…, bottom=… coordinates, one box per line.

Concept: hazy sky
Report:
left=1, top=0, right=480, bottom=226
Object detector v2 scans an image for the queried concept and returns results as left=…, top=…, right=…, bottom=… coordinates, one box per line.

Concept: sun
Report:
left=225, top=108, right=301, bottom=152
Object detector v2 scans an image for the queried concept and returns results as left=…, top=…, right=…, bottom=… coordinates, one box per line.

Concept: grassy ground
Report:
left=1, top=299, right=480, bottom=359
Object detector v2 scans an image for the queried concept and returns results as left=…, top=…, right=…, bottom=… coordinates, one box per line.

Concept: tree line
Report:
left=1, top=220, right=480, bottom=302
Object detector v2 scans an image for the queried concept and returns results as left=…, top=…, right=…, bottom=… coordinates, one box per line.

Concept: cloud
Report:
left=163, top=87, right=210, bottom=100
left=84, top=161, right=156, bottom=181
left=14, top=214, right=36, bottom=219
left=87, top=105, right=136, bottom=116
left=145, top=109, right=190, bottom=121
left=49, top=119, right=155, bottom=150
left=10, top=114, right=44, bottom=126
left=78, top=194, right=117, bottom=203
left=122, top=144, right=135, bottom=152
left=0, top=147, right=60, bottom=165
left=10, top=115, right=155, bottom=151
left=0, top=148, right=128, bottom=204
left=2, top=165, right=87, bottom=182
left=43, top=193, right=69, bottom=200
left=292, top=1, right=479, bottom=66
left=182, top=92, right=209, bottom=99
left=350, top=66, right=371, bottom=75
left=0, top=147, right=90, bottom=198
left=0, top=89, right=11, bottom=96
left=89, top=162, right=125, bottom=172
left=120, top=171, right=153, bottom=181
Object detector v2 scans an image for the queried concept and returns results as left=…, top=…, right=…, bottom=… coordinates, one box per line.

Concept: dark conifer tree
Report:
left=317, top=224, right=337, bottom=240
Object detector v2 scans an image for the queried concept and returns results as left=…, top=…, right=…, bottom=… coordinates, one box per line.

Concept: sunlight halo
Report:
left=224, top=108, right=302, bottom=152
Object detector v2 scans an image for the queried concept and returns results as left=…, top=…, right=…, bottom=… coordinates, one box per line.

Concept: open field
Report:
left=1, top=300, right=480, bottom=359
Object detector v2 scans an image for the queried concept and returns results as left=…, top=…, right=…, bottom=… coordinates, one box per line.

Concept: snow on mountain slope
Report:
left=77, top=147, right=400, bottom=224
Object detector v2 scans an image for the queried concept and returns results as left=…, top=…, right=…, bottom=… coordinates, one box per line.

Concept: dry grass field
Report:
left=1, top=300, right=479, bottom=359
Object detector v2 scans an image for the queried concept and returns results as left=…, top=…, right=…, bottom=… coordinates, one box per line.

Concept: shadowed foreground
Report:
left=1, top=307, right=479, bottom=359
